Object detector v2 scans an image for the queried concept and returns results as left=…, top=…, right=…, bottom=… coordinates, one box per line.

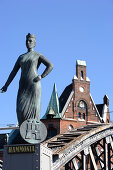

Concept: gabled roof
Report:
left=42, top=80, right=107, bottom=122
left=96, top=104, right=104, bottom=117
left=96, top=104, right=108, bottom=122
left=41, top=83, right=61, bottom=119
left=60, top=90, right=74, bottom=118
left=90, top=94, right=102, bottom=122
left=59, top=83, right=73, bottom=113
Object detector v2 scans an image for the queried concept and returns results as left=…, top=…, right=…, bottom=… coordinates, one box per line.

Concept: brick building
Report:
left=41, top=60, right=110, bottom=138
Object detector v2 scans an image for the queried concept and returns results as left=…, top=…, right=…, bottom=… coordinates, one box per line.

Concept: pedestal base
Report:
left=3, top=144, right=40, bottom=170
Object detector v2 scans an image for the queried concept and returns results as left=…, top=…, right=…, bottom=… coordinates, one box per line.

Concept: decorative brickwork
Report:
left=41, top=60, right=110, bottom=138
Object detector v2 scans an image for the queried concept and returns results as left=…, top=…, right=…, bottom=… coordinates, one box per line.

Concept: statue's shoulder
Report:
left=18, top=52, right=28, bottom=59
left=16, top=53, right=26, bottom=63
left=34, top=51, right=42, bottom=57
left=19, top=53, right=25, bottom=58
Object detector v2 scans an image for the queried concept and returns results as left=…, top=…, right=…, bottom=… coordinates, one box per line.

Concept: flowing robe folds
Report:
left=5, top=51, right=53, bottom=125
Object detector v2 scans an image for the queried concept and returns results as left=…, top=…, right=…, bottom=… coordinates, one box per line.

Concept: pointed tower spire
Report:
left=41, top=83, right=61, bottom=119
left=46, top=83, right=59, bottom=114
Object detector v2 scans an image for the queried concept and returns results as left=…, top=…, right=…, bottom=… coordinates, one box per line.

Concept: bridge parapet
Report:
left=41, top=123, right=113, bottom=170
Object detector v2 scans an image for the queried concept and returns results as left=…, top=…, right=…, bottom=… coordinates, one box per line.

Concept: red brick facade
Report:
left=41, top=60, right=110, bottom=138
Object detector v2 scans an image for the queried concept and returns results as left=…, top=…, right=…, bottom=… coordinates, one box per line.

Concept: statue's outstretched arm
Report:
left=1, top=58, right=20, bottom=92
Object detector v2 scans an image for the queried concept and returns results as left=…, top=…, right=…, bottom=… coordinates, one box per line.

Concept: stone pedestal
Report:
left=3, top=144, right=40, bottom=170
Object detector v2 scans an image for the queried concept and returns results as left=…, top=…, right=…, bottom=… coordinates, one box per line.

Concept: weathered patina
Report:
left=1, top=33, right=53, bottom=126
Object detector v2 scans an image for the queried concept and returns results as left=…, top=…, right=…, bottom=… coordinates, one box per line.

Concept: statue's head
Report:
left=26, top=33, right=36, bottom=50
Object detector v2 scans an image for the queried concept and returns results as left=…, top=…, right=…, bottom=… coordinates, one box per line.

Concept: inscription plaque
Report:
left=8, top=145, right=35, bottom=154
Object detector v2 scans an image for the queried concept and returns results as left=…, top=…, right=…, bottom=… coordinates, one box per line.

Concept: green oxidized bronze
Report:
left=1, top=33, right=53, bottom=126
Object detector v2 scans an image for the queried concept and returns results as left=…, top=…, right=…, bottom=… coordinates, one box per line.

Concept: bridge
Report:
left=41, top=123, right=113, bottom=170
left=1, top=123, right=113, bottom=170
left=0, top=160, right=3, bottom=170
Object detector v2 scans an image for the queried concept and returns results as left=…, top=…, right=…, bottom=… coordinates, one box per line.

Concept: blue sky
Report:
left=0, top=0, right=113, bottom=129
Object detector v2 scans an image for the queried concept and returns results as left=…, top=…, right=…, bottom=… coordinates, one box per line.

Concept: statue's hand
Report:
left=0, top=85, right=7, bottom=93
left=33, top=76, right=41, bottom=82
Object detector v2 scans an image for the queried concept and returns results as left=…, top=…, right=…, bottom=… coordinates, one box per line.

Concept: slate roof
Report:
left=42, top=82, right=104, bottom=121
left=96, top=104, right=104, bottom=117
left=59, top=83, right=73, bottom=113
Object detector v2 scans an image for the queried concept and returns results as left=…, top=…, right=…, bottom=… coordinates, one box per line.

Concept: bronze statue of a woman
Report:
left=1, top=33, right=53, bottom=126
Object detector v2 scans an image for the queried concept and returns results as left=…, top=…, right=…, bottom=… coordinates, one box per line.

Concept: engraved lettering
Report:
left=8, top=147, right=12, bottom=153
left=8, top=145, right=35, bottom=154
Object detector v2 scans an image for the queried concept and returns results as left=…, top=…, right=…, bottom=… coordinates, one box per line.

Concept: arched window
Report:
left=78, top=112, right=81, bottom=119
left=68, top=124, right=74, bottom=131
left=81, top=71, right=83, bottom=79
left=83, top=113, right=85, bottom=120
left=78, top=100, right=86, bottom=109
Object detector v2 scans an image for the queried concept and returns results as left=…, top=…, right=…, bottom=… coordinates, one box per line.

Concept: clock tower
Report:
left=72, top=60, right=92, bottom=123
left=42, top=59, right=110, bottom=136
left=73, top=60, right=90, bottom=96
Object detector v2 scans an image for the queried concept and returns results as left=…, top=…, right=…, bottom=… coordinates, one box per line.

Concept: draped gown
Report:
left=5, top=51, right=53, bottom=126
